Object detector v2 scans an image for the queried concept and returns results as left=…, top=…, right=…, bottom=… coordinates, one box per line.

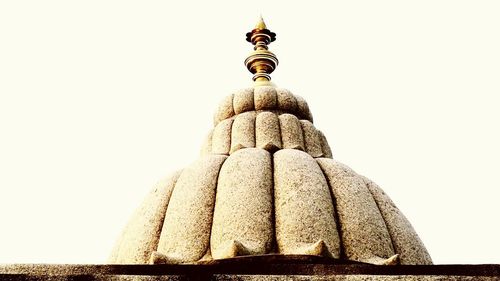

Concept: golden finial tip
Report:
left=255, top=15, right=267, bottom=30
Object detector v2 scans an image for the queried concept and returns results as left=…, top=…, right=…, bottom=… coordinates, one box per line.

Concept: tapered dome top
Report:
left=108, top=19, right=432, bottom=266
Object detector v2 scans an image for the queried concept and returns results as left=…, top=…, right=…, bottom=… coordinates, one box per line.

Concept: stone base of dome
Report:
left=151, top=253, right=363, bottom=265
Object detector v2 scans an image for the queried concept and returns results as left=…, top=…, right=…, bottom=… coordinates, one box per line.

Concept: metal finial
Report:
left=244, top=17, right=278, bottom=85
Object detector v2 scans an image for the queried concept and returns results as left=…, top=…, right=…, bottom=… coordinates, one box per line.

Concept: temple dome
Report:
left=108, top=86, right=432, bottom=266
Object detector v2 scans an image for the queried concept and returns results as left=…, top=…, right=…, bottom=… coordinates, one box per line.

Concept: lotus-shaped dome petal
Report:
left=109, top=87, right=432, bottom=266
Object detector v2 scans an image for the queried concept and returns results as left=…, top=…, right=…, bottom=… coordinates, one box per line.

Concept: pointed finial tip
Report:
left=255, top=15, right=267, bottom=30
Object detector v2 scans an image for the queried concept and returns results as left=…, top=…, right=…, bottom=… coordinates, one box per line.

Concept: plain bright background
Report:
left=1, top=1, right=499, bottom=264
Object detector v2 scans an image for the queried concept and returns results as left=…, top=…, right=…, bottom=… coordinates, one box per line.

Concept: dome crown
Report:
left=206, top=86, right=328, bottom=157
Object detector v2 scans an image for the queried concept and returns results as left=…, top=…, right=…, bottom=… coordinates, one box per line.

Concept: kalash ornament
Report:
left=244, top=16, right=278, bottom=86
left=109, top=17, right=432, bottom=266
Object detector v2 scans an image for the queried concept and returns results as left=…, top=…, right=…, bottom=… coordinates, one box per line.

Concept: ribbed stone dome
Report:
left=108, top=86, right=432, bottom=266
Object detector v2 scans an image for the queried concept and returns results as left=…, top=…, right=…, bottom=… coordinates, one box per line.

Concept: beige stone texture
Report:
left=300, top=120, right=324, bottom=158
left=111, top=87, right=437, bottom=266
left=156, top=155, right=227, bottom=263
left=316, top=158, right=395, bottom=265
left=200, top=129, right=213, bottom=156
left=318, top=130, right=333, bottom=158
left=109, top=170, right=182, bottom=264
left=295, top=94, right=313, bottom=122
left=230, top=111, right=256, bottom=154
left=254, top=86, right=277, bottom=110
left=211, top=148, right=274, bottom=259
left=273, top=149, right=340, bottom=258
left=212, top=118, right=233, bottom=155
left=199, top=247, right=213, bottom=262
left=276, top=88, right=298, bottom=113
left=212, top=240, right=249, bottom=260
left=278, top=114, right=305, bottom=151
left=214, top=94, right=235, bottom=125
left=256, top=111, right=282, bottom=152
left=151, top=248, right=214, bottom=265
left=149, top=251, right=178, bottom=265
left=233, top=88, right=254, bottom=114
left=363, top=177, right=433, bottom=265
left=291, top=240, right=330, bottom=256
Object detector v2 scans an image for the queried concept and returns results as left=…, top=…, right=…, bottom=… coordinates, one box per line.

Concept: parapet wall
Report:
left=1, top=263, right=499, bottom=280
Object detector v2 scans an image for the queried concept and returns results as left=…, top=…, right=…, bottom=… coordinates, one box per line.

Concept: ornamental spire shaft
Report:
left=244, top=17, right=278, bottom=85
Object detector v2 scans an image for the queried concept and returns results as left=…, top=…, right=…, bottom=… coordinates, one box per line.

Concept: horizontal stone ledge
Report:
left=0, top=260, right=499, bottom=278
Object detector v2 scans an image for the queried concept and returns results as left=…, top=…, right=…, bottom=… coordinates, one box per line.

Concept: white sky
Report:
left=1, top=1, right=499, bottom=265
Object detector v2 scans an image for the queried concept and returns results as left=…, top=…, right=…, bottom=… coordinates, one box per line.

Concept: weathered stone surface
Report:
left=214, top=94, right=235, bottom=125
left=106, top=273, right=186, bottom=280
left=111, top=88, right=439, bottom=267
left=211, top=148, right=274, bottom=259
left=316, top=158, right=395, bottom=265
left=363, top=177, right=433, bottom=265
left=230, top=111, right=256, bottom=154
left=214, top=275, right=499, bottom=281
left=2, top=263, right=499, bottom=280
left=295, top=95, right=313, bottom=122
left=276, top=88, right=298, bottom=113
left=212, top=118, right=233, bottom=155
left=233, top=88, right=254, bottom=114
left=256, top=111, right=282, bottom=152
left=200, top=129, right=213, bottom=156
left=2, top=275, right=492, bottom=281
left=109, top=170, right=182, bottom=264
left=300, top=120, right=323, bottom=158
left=318, top=130, right=333, bottom=158
left=274, top=149, right=340, bottom=258
left=157, top=155, right=227, bottom=263
left=278, top=114, right=304, bottom=151
left=291, top=240, right=331, bottom=256
left=212, top=240, right=249, bottom=261
left=254, top=86, right=277, bottom=110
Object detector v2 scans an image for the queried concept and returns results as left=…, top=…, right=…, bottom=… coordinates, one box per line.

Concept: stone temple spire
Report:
left=244, top=16, right=278, bottom=86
